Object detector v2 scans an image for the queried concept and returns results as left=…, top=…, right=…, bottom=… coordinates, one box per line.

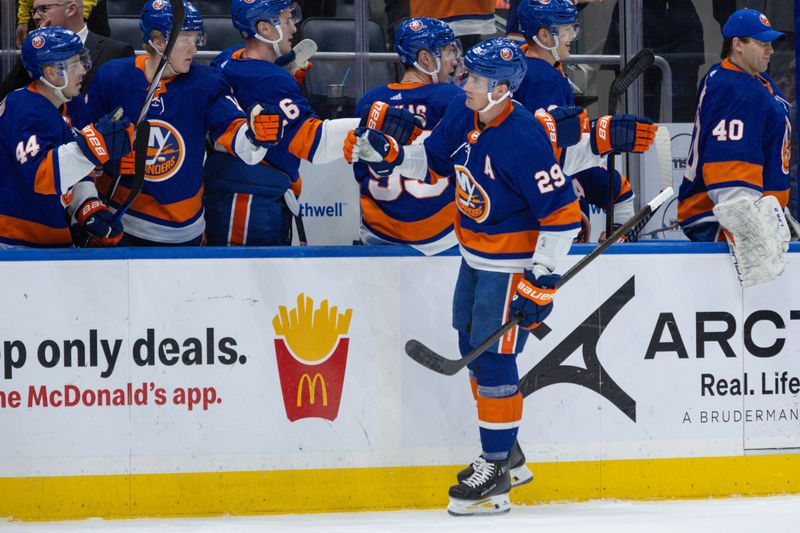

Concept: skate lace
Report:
left=463, top=461, right=495, bottom=488
left=470, top=456, right=487, bottom=470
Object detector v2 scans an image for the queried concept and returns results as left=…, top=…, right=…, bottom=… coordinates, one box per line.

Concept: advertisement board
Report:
left=0, top=246, right=798, bottom=519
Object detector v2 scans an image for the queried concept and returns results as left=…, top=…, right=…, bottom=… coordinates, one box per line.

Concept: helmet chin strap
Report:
left=533, top=33, right=561, bottom=63
left=478, top=89, right=510, bottom=114
left=40, top=69, right=71, bottom=103
left=148, top=38, right=178, bottom=76
left=255, top=24, right=285, bottom=58
left=413, top=55, right=441, bottom=84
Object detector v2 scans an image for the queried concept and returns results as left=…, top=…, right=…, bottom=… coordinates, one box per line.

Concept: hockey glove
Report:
left=360, top=101, right=423, bottom=145
left=343, top=127, right=404, bottom=176
left=246, top=103, right=283, bottom=147
left=74, top=197, right=123, bottom=247
left=292, top=61, right=311, bottom=86
left=590, top=114, right=657, bottom=155
left=509, top=271, right=561, bottom=331
left=536, top=105, right=588, bottom=148
left=598, top=223, right=630, bottom=243
left=118, top=152, right=136, bottom=176
left=75, top=107, right=134, bottom=166
left=277, top=38, right=317, bottom=87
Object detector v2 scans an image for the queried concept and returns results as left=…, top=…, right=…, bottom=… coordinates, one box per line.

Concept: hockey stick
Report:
left=404, top=186, right=674, bottom=376
left=283, top=189, right=308, bottom=246
left=606, top=48, right=655, bottom=237
left=107, top=0, right=185, bottom=223
left=111, top=120, right=152, bottom=226
left=622, top=124, right=673, bottom=242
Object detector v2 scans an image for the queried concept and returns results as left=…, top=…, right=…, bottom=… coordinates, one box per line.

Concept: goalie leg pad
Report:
left=712, top=196, right=787, bottom=287
left=785, top=207, right=800, bottom=242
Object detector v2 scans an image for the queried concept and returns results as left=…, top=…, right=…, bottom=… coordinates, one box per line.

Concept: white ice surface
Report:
left=3, top=495, right=800, bottom=533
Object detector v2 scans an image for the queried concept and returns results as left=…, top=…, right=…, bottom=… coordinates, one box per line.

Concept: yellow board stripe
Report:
left=3, top=455, right=800, bottom=521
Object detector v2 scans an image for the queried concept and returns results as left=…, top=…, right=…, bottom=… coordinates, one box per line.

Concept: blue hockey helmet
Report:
left=21, top=27, right=87, bottom=80
left=517, top=0, right=578, bottom=39
left=231, top=0, right=301, bottom=41
left=463, top=38, right=527, bottom=93
left=395, top=18, right=456, bottom=67
left=140, top=0, right=206, bottom=45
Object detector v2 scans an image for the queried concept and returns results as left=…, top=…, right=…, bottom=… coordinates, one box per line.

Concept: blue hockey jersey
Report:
left=354, top=81, right=463, bottom=254
left=0, top=85, right=92, bottom=247
left=677, top=59, right=792, bottom=227
left=211, top=47, right=327, bottom=181
left=87, top=55, right=249, bottom=243
left=425, top=96, right=581, bottom=272
left=514, top=53, right=633, bottom=234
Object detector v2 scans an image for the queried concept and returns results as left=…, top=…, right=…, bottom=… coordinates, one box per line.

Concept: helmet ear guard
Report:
left=462, top=38, right=526, bottom=113
left=517, top=0, right=580, bottom=62
left=21, top=27, right=86, bottom=103
left=140, top=0, right=205, bottom=48
left=395, top=17, right=459, bottom=83
left=231, top=0, right=300, bottom=55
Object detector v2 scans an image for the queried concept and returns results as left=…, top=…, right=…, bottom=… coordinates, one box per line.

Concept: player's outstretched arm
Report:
left=300, top=101, right=421, bottom=166
left=343, top=127, right=431, bottom=180
left=559, top=115, right=658, bottom=176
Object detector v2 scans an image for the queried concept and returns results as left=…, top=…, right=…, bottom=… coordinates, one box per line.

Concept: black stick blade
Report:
left=404, top=339, right=461, bottom=376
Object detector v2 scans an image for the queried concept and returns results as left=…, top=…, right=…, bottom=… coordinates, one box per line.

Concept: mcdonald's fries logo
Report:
left=273, top=293, right=352, bottom=421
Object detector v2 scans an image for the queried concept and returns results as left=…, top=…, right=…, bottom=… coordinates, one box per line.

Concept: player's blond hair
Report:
left=144, top=30, right=165, bottom=55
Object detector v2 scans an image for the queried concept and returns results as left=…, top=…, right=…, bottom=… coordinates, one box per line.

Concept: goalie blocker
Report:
left=713, top=195, right=790, bottom=288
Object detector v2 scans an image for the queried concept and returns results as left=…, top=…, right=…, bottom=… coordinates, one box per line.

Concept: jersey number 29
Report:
left=535, top=164, right=567, bottom=194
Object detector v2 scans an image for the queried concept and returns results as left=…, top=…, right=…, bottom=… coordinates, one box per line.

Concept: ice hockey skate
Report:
left=448, top=459, right=511, bottom=516
left=457, top=441, right=533, bottom=488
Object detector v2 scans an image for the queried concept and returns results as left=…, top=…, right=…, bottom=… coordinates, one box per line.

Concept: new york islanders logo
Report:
left=455, top=165, right=491, bottom=223
left=499, top=48, right=514, bottom=61
left=409, top=19, right=424, bottom=31
left=143, top=120, right=185, bottom=182
left=152, top=0, right=165, bottom=10
left=31, top=36, right=45, bottom=49
left=760, top=14, right=771, bottom=26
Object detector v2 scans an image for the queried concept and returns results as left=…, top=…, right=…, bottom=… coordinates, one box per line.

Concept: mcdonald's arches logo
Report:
left=297, top=373, right=327, bottom=407
left=272, top=293, right=353, bottom=422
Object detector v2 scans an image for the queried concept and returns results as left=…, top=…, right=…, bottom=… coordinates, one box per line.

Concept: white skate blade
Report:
left=447, top=494, right=511, bottom=516
left=510, top=464, right=533, bottom=488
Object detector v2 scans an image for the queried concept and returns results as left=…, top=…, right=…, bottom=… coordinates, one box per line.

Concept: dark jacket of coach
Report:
left=0, top=0, right=133, bottom=100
